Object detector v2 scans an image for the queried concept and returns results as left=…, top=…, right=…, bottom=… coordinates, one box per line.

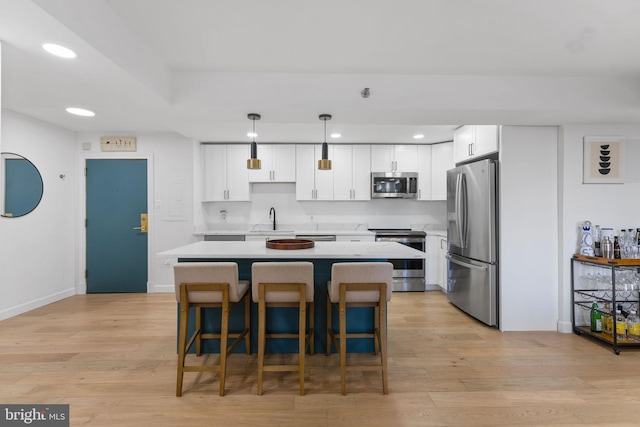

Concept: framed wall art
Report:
left=583, top=136, right=625, bottom=184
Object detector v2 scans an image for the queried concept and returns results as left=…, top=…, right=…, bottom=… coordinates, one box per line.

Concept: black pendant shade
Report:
left=247, top=113, right=261, bottom=169
left=318, top=114, right=332, bottom=170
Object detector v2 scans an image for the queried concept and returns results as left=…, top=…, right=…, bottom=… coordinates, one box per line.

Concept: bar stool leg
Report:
left=176, top=301, right=189, bottom=397
left=339, top=286, right=348, bottom=396
left=298, top=291, right=306, bottom=396
left=326, top=293, right=332, bottom=355
left=257, top=286, right=266, bottom=396
left=219, top=299, right=229, bottom=396
left=195, top=307, right=202, bottom=356
left=380, top=300, right=388, bottom=394
left=244, top=293, right=251, bottom=354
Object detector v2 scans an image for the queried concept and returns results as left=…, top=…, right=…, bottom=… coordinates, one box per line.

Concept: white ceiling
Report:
left=1, top=0, right=639, bottom=144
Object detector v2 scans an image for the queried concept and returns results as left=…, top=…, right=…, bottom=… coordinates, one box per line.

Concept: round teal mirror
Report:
left=1, top=152, right=44, bottom=218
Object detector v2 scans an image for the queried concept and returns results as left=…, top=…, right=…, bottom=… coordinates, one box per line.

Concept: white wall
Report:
left=557, top=125, right=640, bottom=332
left=499, top=126, right=559, bottom=331
left=0, top=110, right=78, bottom=320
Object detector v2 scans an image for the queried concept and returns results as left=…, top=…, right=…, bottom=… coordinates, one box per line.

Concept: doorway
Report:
left=85, top=159, right=148, bottom=293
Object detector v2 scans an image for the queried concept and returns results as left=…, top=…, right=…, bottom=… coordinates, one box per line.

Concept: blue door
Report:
left=86, top=159, right=147, bottom=293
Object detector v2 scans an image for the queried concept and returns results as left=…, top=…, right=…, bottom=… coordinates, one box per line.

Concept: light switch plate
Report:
left=100, top=136, right=137, bottom=152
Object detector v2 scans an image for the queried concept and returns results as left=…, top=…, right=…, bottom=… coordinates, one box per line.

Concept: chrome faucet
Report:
left=269, top=207, right=276, bottom=231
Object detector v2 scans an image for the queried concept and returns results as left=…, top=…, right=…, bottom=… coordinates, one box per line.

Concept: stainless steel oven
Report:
left=370, top=229, right=426, bottom=292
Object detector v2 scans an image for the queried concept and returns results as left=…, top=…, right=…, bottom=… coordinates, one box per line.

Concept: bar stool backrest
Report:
left=329, top=262, right=393, bottom=303
left=174, top=262, right=244, bottom=303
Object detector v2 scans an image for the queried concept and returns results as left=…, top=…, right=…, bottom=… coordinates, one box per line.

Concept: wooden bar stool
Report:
left=326, top=262, right=393, bottom=395
left=251, top=261, right=314, bottom=395
left=174, top=262, right=250, bottom=396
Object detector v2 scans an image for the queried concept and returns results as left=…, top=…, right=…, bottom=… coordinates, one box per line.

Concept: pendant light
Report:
left=246, top=113, right=261, bottom=169
left=318, top=114, right=332, bottom=170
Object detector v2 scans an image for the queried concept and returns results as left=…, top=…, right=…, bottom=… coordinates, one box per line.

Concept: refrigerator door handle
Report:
left=446, top=254, right=488, bottom=272
left=455, top=174, right=462, bottom=246
left=460, top=172, right=468, bottom=248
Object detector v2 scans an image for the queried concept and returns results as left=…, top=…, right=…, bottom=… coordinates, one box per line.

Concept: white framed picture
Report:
left=583, top=136, right=625, bottom=184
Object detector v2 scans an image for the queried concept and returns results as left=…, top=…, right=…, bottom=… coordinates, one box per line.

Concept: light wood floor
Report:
left=2, top=292, right=640, bottom=426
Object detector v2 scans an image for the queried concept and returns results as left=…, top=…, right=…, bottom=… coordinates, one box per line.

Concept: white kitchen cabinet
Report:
left=416, top=145, right=432, bottom=200
left=370, top=145, right=418, bottom=172
left=248, top=144, right=296, bottom=182
left=430, top=142, right=454, bottom=200
left=202, top=144, right=251, bottom=201
left=438, top=235, right=448, bottom=292
left=333, top=145, right=371, bottom=200
left=425, top=235, right=439, bottom=287
left=295, top=145, right=334, bottom=200
left=453, top=125, right=499, bottom=163
left=427, top=234, right=448, bottom=292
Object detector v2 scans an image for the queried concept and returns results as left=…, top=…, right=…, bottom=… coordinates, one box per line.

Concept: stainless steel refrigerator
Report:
left=446, top=157, right=498, bottom=327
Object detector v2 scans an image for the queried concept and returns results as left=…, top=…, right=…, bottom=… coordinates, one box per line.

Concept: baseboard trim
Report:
left=150, top=283, right=173, bottom=293
left=0, top=288, right=76, bottom=321
left=557, top=320, right=573, bottom=334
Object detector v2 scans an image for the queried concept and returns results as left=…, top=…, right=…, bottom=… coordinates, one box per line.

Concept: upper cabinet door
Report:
left=351, top=145, right=371, bottom=200
left=416, top=145, right=432, bottom=200
left=294, top=145, right=333, bottom=200
left=453, top=125, right=474, bottom=163
left=453, top=125, right=499, bottom=163
left=333, top=145, right=371, bottom=200
left=473, top=125, right=500, bottom=159
left=202, top=144, right=251, bottom=201
left=332, top=145, right=353, bottom=200
left=203, top=145, right=227, bottom=201
left=295, top=145, right=315, bottom=200
left=393, top=145, right=418, bottom=172
left=370, top=145, right=395, bottom=172
left=225, top=145, right=251, bottom=201
left=271, top=145, right=296, bottom=182
left=431, top=142, right=454, bottom=200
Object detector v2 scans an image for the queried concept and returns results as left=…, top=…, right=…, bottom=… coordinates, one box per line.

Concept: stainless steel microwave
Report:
left=371, top=172, right=418, bottom=199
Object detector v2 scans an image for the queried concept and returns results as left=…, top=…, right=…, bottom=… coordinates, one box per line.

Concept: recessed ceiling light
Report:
left=330, top=133, right=341, bottom=138
left=66, top=107, right=95, bottom=117
left=413, top=134, right=425, bottom=139
left=247, top=132, right=257, bottom=138
left=43, top=43, right=77, bottom=59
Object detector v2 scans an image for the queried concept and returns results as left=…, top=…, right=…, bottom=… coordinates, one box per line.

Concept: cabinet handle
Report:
left=418, top=189, right=421, bottom=199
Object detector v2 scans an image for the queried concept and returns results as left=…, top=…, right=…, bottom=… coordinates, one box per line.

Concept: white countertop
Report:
left=158, top=241, right=425, bottom=259
left=195, top=229, right=375, bottom=237
left=194, top=224, right=374, bottom=237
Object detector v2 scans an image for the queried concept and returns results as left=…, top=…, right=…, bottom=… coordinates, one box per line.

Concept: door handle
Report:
left=133, top=213, right=148, bottom=233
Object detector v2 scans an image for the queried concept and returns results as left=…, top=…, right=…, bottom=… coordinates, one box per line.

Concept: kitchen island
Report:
left=158, top=241, right=424, bottom=354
